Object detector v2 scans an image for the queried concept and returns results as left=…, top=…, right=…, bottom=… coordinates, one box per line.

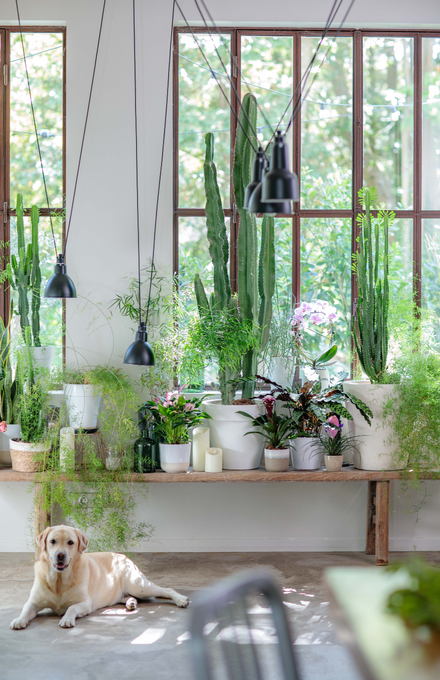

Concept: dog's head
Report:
left=37, top=525, right=89, bottom=572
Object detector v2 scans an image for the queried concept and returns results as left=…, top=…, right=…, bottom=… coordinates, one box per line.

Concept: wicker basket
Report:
left=9, top=439, right=48, bottom=473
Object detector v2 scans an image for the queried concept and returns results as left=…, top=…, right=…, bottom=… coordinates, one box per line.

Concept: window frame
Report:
left=175, top=27, right=440, bottom=372
left=0, top=26, right=66, bottom=357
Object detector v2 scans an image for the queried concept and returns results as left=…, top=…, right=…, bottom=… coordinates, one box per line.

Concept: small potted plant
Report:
left=312, top=415, right=362, bottom=472
left=237, top=395, right=297, bottom=472
left=144, top=389, right=211, bottom=473
left=10, top=381, right=48, bottom=473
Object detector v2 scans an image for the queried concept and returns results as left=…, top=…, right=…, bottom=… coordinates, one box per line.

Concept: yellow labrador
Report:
left=10, top=525, right=189, bottom=630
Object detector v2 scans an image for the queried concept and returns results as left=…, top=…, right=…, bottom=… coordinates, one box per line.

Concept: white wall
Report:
left=1, top=0, right=440, bottom=551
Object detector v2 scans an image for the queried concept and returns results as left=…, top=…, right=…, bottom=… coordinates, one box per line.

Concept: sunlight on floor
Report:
left=131, top=627, right=166, bottom=645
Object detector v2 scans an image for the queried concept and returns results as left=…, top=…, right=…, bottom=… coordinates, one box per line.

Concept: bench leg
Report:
left=375, top=481, right=389, bottom=566
left=366, top=481, right=376, bottom=555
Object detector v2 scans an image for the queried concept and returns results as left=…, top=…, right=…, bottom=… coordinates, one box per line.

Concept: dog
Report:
left=10, top=525, right=189, bottom=629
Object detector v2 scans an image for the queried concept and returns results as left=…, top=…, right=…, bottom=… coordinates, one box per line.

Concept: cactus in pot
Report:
left=352, top=187, right=392, bottom=383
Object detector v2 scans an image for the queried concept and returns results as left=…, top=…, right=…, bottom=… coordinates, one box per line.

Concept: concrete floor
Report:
left=1, top=551, right=440, bottom=680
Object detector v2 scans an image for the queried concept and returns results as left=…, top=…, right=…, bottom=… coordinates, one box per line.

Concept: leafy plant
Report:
left=387, top=559, right=440, bottom=632
left=0, top=314, right=21, bottom=424
left=143, top=389, right=211, bottom=445
left=352, top=186, right=394, bottom=383
left=238, top=394, right=297, bottom=450
left=311, top=414, right=362, bottom=456
left=20, top=383, right=46, bottom=443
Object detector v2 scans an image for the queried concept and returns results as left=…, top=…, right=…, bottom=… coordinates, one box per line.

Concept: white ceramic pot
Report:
left=31, top=346, right=54, bottom=370
left=269, top=357, right=294, bottom=389
left=264, top=448, right=290, bottom=472
left=290, top=437, right=323, bottom=470
left=0, top=424, right=21, bottom=466
left=325, top=454, right=343, bottom=472
left=316, top=367, right=330, bottom=391
left=203, top=400, right=264, bottom=470
left=159, top=442, right=191, bottom=473
left=9, top=439, right=48, bottom=473
left=63, top=384, right=101, bottom=429
left=343, top=381, right=406, bottom=471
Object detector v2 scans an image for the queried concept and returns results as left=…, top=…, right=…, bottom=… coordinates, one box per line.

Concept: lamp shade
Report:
left=262, top=131, right=299, bottom=203
left=244, top=148, right=265, bottom=210
left=248, top=163, right=292, bottom=215
left=44, top=253, right=77, bottom=298
left=123, top=322, right=155, bottom=366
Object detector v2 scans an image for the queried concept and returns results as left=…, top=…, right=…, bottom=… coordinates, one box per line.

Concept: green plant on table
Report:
left=19, top=382, right=46, bottom=444
left=237, top=394, right=297, bottom=450
left=0, top=314, right=21, bottom=424
left=143, top=389, right=211, bottom=445
left=352, top=186, right=394, bottom=383
left=311, top=415, right=362, bottom=456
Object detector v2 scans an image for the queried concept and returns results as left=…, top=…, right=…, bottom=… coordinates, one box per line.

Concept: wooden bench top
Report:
left=1, top=465, right=438, bottom=483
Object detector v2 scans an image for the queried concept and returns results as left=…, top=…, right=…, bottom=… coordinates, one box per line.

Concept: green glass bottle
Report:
left=133, top=427, right=156, bottom=473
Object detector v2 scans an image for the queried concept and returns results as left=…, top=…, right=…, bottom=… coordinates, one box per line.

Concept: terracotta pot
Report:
left=264, top=448, right=290, bottom=472
left=325, top=454, right=343, bottom=472
left=9, top=439, right=48, bottom=473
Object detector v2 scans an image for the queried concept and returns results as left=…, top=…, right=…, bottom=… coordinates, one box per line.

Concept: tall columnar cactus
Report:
left=233, top=93, right=275, bottom=399
left=0, top=314, right=21, bottom=424
left=0, top=194, right=41, bottom=345
left=353, top=187, right=392, bottom=383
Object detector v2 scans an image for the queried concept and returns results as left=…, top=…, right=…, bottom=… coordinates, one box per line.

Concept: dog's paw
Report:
left=125, top=597, right=138, bottom=611
left=174, top=595, right=189, bottom=608
left=59, top=615, right=76, bottom=628
left=10, top=617, right=28, bottom=630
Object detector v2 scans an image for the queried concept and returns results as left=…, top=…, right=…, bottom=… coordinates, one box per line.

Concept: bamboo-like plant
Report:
left=0, top=314, right=21, bottom=424
left=352, top=187, right=393, bottom=383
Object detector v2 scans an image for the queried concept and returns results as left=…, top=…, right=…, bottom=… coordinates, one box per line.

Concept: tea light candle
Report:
left=192, top=426, right=210, bottom=472
left=60, top=427, right=75, bottom=471
left=205, top=447, right=222, bottom=473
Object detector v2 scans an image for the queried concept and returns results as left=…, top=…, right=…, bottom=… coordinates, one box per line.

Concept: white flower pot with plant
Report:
left=143, top=389, right=211, bottom=473
left=349, top=187, right=406, bottom=471
left=290, top=437, right=323, bottom=470
left=10, top=382, right=48, bottom=473
left=63, top=369, right=101, bottom=430
left=263, top=311, right=295, bottom=389
left=312, top=415, right=363, bottom=473
left=237, top=395, right=297, bottom=472
left=31, top=346, right=55, bottom=370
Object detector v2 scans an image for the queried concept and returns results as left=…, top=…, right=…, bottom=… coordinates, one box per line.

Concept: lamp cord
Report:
left=133, top=0, right=142, bottom=325
left=64, top=0, right=107, bottom=255
left=144, top=0, right=176, bottom=328
left=15, top=0, right=57, bottom=256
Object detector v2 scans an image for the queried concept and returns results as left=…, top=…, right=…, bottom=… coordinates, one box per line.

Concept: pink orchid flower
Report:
left=328, top=415, right=340, bottom=428
left=0, top=421, right=7, bottom=433
left=327, top=427, right=339, bottom=439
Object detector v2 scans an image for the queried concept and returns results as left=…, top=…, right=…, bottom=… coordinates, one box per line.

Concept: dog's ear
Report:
left=75, top=529, right=89, bottom=554
left=36, top=527, right=51, bottom=553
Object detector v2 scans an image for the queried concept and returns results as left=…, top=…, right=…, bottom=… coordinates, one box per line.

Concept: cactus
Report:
left=0, top=312, right=22, bottom=424
left=234, top=93, right=275, bottom=399
left=0, top=194, right=41, bottom=345
left=353, top=187, right=392, bottom=383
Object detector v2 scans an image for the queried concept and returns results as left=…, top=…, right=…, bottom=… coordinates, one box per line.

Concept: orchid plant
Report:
left=312, top=415, right=363, bottom=457
left=237, top=395, right=298, bottom=450
left=142, top=388, right=211, bottom=445
left=291, top=300, right=339, bottom=375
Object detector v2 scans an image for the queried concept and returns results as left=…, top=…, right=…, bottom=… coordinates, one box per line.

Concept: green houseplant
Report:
left=0, top=315, right=22, bottom=464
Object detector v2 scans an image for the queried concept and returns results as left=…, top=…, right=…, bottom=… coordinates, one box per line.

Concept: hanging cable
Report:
left=132, top=0, right=142, bottom=325
left=15, top=0, right=58, bottom=255
left=144, top=0, right=177, bottom=327
left=64, top=0, right=107, bottom=254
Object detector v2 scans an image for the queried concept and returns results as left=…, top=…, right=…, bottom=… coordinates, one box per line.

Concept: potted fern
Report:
left=344, top=186, right=403, bottom=471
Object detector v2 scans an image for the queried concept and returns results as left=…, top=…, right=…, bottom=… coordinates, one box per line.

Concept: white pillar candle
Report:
left=192, top=426, right=210, bottom=472
left=205, top=447, right=222, bottom=473
left=60, top=427, right=75, bottom=471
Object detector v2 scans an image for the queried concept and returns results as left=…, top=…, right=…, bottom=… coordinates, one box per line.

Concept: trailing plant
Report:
left=143, top=389, right=211, bottom=445
left=311, top=415, right=363, bottom=456
left=387, top=559, right=440, bottom=632
left=256, top=374, right=372, bottom=437
left=238, top=394, right=297, bottom=450
left=352, top=187, right=394, bottom=383
left=0, top=314, right=21, bottom=424
left=19, top=382, right=46, bottom=444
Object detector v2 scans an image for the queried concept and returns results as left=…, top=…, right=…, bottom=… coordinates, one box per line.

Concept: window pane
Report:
left=241, top=36, right=293, bottom=155
left=422, top=219, right=440, bottom=341
left=273, top=218, right=292, bottom=314
left=178, top=34, right=231, bottom=209
left=388, top=218, right=413, bottom=316
left=10, top=33, right=63, bottom=208
left=422, top=38, right=440, bottom=209
left=363, top=37, right=414, bottom=209
left=300, top=218, right=351, bottom=372
left=9, top=215, right=63, bottom=366
left=301, top=36, right=353, bottom=209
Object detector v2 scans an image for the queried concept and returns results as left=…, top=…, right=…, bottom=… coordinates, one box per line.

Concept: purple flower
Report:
left=328, top=415, right=340, bottom=428
left=263, top=394, right=276, bottom=417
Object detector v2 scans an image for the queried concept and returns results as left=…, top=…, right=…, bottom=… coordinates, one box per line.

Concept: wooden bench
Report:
left=1, top=466, right=436, bottom=565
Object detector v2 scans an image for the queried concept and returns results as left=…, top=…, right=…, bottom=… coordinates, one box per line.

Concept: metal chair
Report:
left=189, top=569, right=301, bottom=680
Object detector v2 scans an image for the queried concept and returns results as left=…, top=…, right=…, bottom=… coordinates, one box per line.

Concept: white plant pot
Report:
left=31, top=346, right=55, bottom=370
left=343, top=381, right=406, bottom=471
left=316, top=367, right=330, bottom=391
left=325, top=454, right=343, bottom=472
left=63, top=384, right=101, bottom=430
left=264, top=448, right=290, bottom=472
left=0, top=424, right=21, bottom=466
left=203, top=400, right=264, bottom=470
left=159, top=442, right=191, bottom=473
left=269, top=357, right=294, bottom=389
left=290, top=437, right=323, bottom=470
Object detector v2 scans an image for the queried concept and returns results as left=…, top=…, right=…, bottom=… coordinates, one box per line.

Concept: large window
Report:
left=1, top=28, right=65, bottom=363
left=174, top=29, right=440, bottom=370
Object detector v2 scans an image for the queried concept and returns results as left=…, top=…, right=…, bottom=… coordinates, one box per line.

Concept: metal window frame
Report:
left=174, top=27, right=440, bottom=371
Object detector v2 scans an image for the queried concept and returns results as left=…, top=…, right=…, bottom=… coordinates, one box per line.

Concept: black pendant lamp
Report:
left=244, top=147, right=265, bottom=210
left=248, top=160, right=291, bottom=215
left=262, top=131, right=299, bottom=203
left=124, top=322, right=154, bottom=366
left=44, top=254, right=76, bottom=298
